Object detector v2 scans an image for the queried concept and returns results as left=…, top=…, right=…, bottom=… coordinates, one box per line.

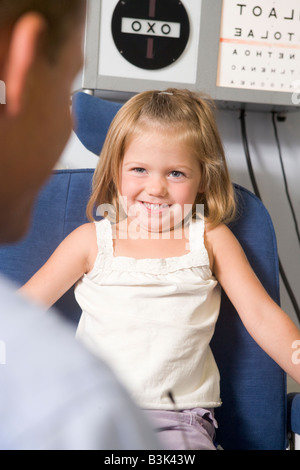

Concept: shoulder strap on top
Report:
left=189, top=218, right=206, bottom=254
left=94, top=218, right=114, bottom=255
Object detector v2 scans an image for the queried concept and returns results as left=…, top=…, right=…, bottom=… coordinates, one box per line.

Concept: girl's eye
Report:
left=170, top=170, right=185, bottom=178
left=132, top=167, right=146, bottom=174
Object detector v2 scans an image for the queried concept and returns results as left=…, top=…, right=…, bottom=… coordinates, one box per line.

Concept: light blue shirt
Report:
left=0, top=275, right=159, bottom=450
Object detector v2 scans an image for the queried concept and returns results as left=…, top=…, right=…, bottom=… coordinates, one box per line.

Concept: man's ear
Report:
left=4, top=13, right=47, bottom=116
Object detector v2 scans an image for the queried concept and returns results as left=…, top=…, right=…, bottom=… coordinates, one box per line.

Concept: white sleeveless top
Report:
left=75, top=218, right=222, bottom=410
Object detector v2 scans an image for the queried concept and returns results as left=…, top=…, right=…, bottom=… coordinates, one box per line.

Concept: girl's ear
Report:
left=4, top=13, right=47, bottom=117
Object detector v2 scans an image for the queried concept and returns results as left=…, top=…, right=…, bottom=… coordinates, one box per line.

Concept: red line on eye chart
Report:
left=147, top=0, right=156, bottom=59
left=146, top=38, right=154, bottom=59
left=149, top=0, right=156, bottom=18
left=220, top=37, right=300, bottom=50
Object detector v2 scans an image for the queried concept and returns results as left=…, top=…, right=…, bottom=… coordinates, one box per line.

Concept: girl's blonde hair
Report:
left=87, top=88, right=236, bottom=227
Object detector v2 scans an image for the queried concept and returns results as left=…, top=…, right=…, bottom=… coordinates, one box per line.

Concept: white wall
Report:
left=217, top=108, right=300, bottom=326
left=217, top=108, right=300, bottom=395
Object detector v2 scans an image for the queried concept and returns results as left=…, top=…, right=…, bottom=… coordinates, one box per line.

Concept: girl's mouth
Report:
left=141, top=202, right=170, bottom=212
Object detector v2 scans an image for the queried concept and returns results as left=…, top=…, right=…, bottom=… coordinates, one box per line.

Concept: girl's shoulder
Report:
left=204, top=222, right=238, bottom=274
left=71, top=221, right=97, bottom=241
left=204, top=222, right=238, bottom=252
left=69, top=222, right=98, bottom=272
left=204, top=221, right=231, bottom=238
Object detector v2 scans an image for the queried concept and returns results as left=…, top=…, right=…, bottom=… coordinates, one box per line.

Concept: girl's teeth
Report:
left=143, top=202, right=169, bottom=210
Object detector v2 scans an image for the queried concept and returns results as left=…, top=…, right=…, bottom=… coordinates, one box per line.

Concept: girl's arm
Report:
left=19, top=223, right=97, bottom=308
left=206, top=223, right=300, bottom=384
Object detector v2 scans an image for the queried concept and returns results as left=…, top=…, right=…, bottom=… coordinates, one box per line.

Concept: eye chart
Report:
left=83, top=0, right=300, bottom=109
left=94, top=0, right=201, bottom=87
left=217, top=0, right=300, bottom=93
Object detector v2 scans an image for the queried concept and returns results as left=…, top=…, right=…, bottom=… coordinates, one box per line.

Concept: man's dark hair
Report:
left=0, top=0, right=85, bottom=61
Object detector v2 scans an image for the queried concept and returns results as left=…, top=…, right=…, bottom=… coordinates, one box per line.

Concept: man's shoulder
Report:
left=0, top=274, right=159, bottom=450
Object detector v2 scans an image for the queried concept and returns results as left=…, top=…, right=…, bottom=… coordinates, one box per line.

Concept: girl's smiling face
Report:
left=119, top=127, right=203, bottom=235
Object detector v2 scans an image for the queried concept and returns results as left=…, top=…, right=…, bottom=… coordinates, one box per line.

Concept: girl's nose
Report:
left=147, top=175, right=168, bottom=197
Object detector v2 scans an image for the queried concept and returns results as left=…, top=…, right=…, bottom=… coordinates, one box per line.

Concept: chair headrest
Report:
left=72, top=92, right=123, bottom=156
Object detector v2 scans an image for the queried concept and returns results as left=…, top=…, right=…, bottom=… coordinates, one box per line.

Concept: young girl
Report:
left=20, top=89, right=300, bottom=450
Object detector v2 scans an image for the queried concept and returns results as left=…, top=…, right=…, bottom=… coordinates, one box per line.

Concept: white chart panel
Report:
left=217, top=0, right=300, bottom=93
left=98, top=0, right=202, bottom=85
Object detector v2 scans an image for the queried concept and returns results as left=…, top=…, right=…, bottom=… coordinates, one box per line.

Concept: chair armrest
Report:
left=287, top=393, right=300, bottom=435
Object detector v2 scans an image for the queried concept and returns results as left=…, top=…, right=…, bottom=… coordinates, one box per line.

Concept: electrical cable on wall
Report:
left=239, top=110, right=300, bottom=323
left=271, top=112, right=300, bottom=248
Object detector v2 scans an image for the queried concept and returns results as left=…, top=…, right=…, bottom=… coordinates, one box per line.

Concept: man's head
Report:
left=0, top=0, right=86, bottom=242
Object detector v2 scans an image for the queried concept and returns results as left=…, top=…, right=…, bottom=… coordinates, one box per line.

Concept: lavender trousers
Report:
left=144, top=408, right=218, bottom=451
